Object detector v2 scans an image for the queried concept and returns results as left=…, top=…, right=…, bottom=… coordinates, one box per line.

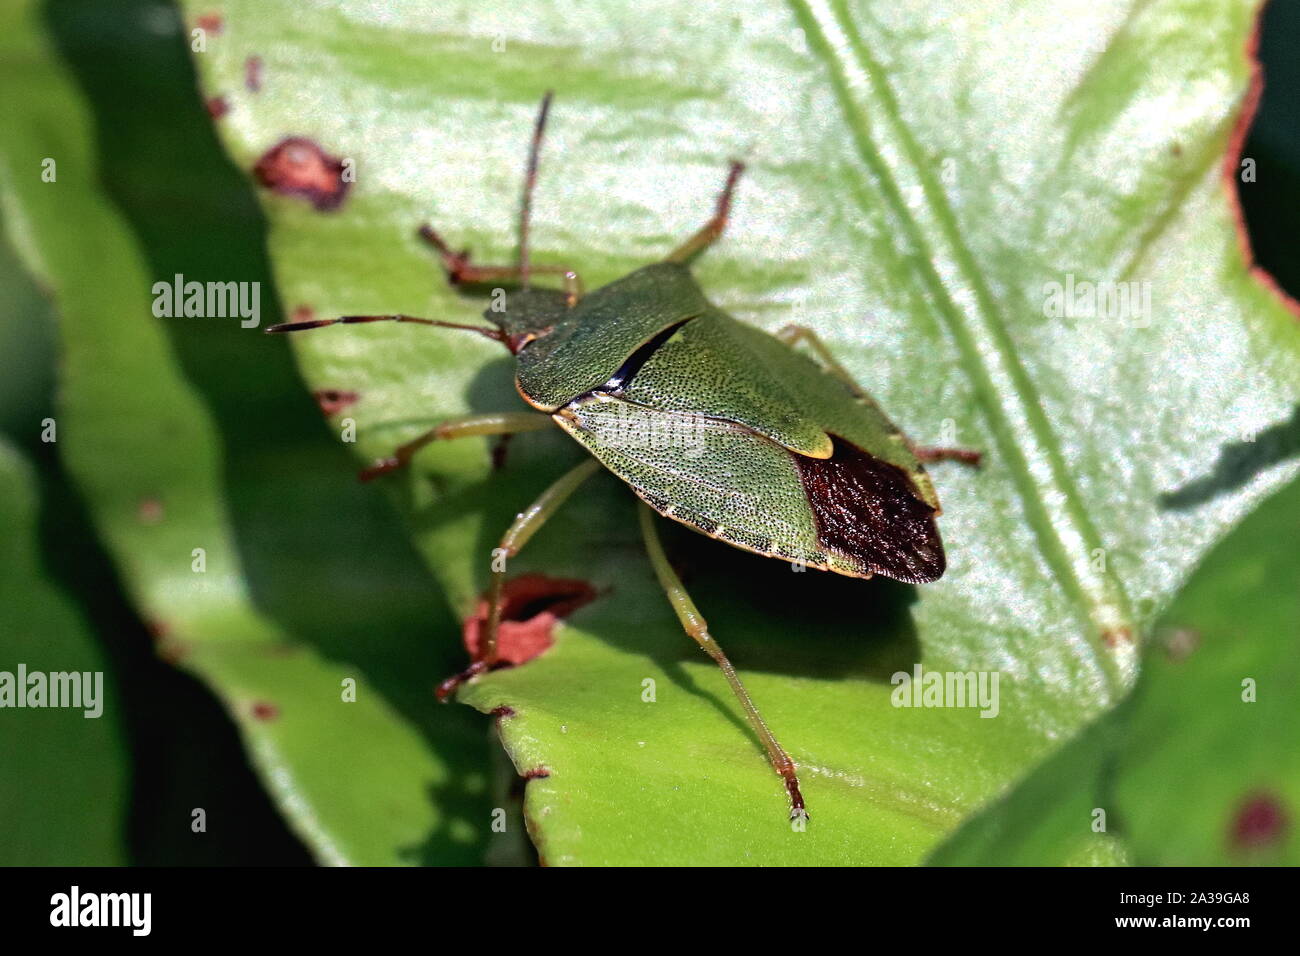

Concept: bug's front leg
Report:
left=436, top=458, right=602, bottom=700
left=418, top=225, right=585, bottom=306
left=637, top=502, right=808, bottom=823
left=665, top=161, right=744, bottom=264
left=777, top=323, right=983, bottom=467
left=359, top=412, right=553, bottom=481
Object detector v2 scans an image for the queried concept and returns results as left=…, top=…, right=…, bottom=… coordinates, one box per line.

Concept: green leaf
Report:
left=931, top=471, right=1300, bottom=866
left=0, top=0, right=494, bottom=865
left=184, top=0, right=1300, bottom=863
left=0, top=438, right=128, bottom=865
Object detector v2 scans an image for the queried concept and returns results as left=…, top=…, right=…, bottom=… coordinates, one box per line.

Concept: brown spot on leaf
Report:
left=1230, top=791, right=1288, bottom=851
left=289, top=305, right=315, bottom=324
left=1102, top=626, right=1134, bottom=648
left=522, top=767, right=551, bottom=780
left=148, top=621, right=190, bottom=663
left=313, top=389, right=358, bottom=416
left=1161, top=627, right=1200, bottom=662
left=205, top=96, right=229, bottom=120
left=462, top=574, right=596, bottom=667
left=244, top=55, right=263, bottom=92
left=195, top=12, right=223, bottom=34
left=137, top=497, right=164, bottom=524
left=490, top=705, right=516, bottom=719
left=250, top=701, right=280, bottom=722
left=253, top=137, right=350, bottom=211
left=156, top=637, right=190, bottom=664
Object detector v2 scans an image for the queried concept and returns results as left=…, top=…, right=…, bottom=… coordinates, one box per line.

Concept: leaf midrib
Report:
left=792, top=0, right=1138, bottom=697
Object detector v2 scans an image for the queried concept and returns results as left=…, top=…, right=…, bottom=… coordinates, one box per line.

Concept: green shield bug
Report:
left=268, top=93, right=980, bottom=823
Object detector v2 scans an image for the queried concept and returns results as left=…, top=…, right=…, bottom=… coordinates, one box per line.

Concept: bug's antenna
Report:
left=518, top=91, right=554, bottom=290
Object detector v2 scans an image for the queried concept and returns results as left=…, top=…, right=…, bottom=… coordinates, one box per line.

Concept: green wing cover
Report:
left=556, top=394, right=945, bottom=583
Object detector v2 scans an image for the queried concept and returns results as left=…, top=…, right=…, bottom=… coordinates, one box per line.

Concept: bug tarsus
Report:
left=434, top=659, right=510, bottom=702
left=909, top=444, right=983, bottom=468
left=666, top=159, right=746, bottom=263
left=418, top=224, right=474, bottom=283
left=358, top=456, right=401, bottom=483
left=787, top=776, right=810, bottom=823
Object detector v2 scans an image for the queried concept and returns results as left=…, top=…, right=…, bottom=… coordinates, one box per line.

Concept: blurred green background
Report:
left=1, top=0, right=1297, bottom=865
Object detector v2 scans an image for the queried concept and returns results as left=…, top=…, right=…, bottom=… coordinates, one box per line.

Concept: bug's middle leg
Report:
left=359, top=412, right=553, bottom=481
left=637, top=501, right=808, bottom=822
left=778, top=323, right=982, bottom=467
left=436, top=457, right=602, bottom=700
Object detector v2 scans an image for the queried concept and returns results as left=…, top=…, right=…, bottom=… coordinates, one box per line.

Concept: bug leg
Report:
left=637, top=501, right=808, bottom=823
left=778, top=324, right=982, bottom=468
left=907, top=443, right=983, bottom=467
left=359, top=412, right=553, bottom=482
left=436, top=458, right=602, bottom=700
left=418, top=225, right=585, bottom=306
left=665, top=161, right=744, bottom=264
left=776, top=324, right=867, bottom=397
left=490, top=433, right=514, bottom=471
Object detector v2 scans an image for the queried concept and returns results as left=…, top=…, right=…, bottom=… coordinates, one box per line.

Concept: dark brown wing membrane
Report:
left=792, top=435, right=945, bottom=583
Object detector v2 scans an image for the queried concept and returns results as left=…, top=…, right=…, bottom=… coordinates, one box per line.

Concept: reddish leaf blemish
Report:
left=250, top=701, right=280, bottom=722
left=288, top=305, right=315, bottom=325
left=1230, top=791, right=1288, bottom=851
left=1161, top=627, right=1200, bottom=662
left=1102, top=626, right=1133, bottom=648
left=313, top=389, right=358, bottom=416
left=136, top=497, right=164, bottom=524
left=462, top=573, right=597, bottom=667
left=205, top=96, right=229, bottom=120
left=253, top=137, right=351, bottom=211
left=195, top=12, right=222, bottom=34
left=490, top=705, right=516, bottom=719
left=522, top=767, right=551, bottom=780
left=245, top=55, right=263, bottom=92
left=148, top=620, right=190, bottom=663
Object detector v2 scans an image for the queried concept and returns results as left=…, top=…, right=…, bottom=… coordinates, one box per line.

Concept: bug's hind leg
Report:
left=436, top=458, right=602, bottom=700
left=637, top=501, right=808, bottom=823
left=665, top=161, right=745, bottom=264
left=418, top=225, right=585, bottom=305
left=359, top=412, right=552, bottom=482
left=907, top=443, right=983, bottom=467
left=777, top=324, right=982, bottom=467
